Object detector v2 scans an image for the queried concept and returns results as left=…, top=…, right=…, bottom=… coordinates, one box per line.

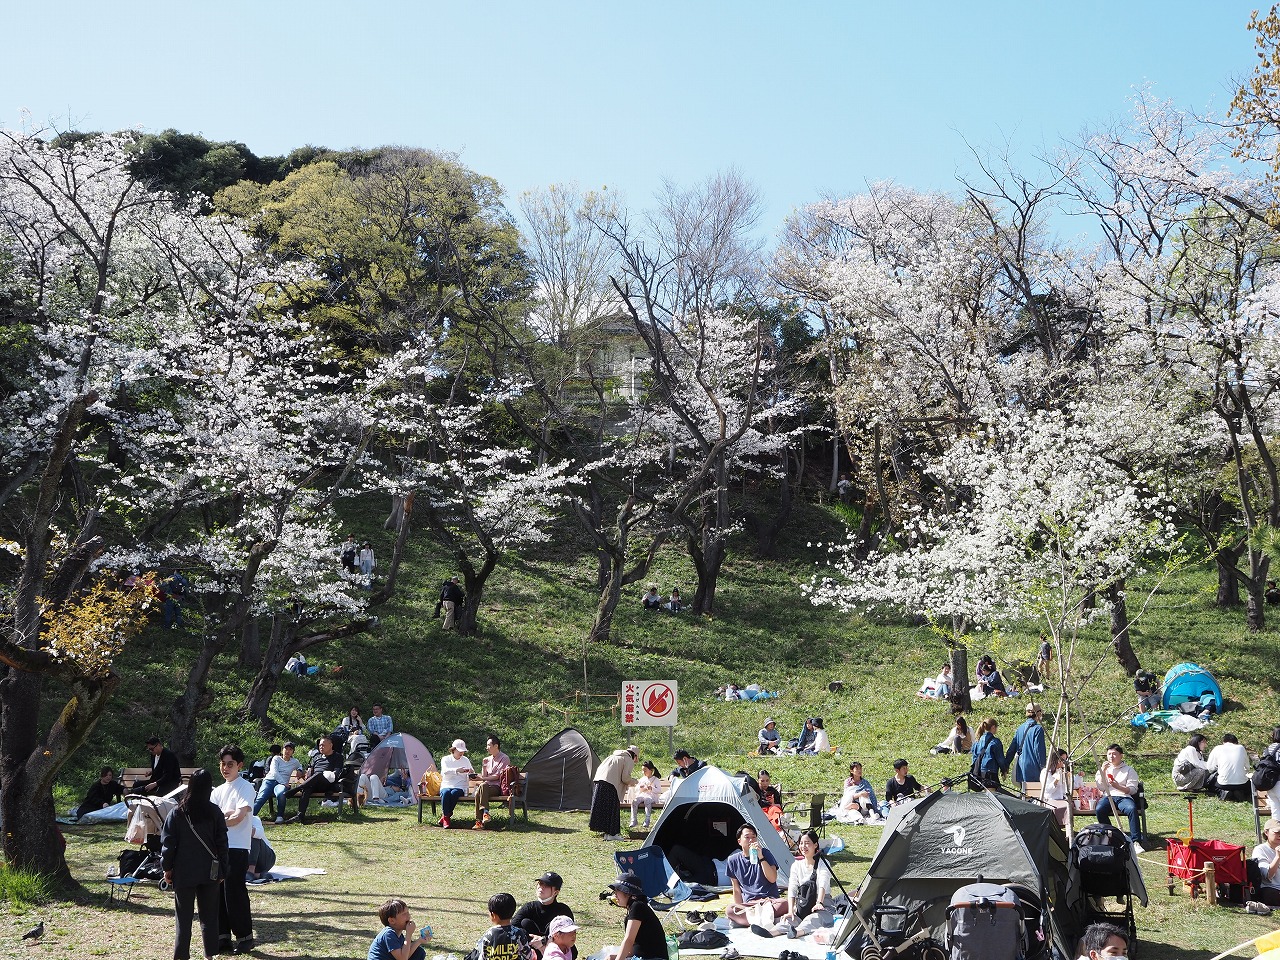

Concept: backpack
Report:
left=419, top=770, right=442, bottom=798
left=1254, top=757, right=1280, bottom=791
left=499, top=765, right=522, bottom=797
left=946, top=880, right=1024, bottom=960
left=1072, top=823, right=1130, bottom=875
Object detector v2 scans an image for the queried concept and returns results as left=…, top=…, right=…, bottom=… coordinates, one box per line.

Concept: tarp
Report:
left=77, top=801, right=128, bottom=823
left=644, top=764, right=794, bottom=886
left=836, top=786, right=1079, bottom=960
left=523, top=727, right=598, bottom=811
left=360, top=732, right=435, bottom=787
left=1162, top=662, right=1224, bottom=712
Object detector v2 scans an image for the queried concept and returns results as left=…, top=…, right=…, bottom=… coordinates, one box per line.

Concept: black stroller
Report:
left=107, top=790, right=184, bottom=902
left=1068, top=823, right=1147, bottom=954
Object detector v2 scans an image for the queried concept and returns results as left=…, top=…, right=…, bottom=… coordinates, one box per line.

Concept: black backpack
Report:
left=1072, top=823, right=1131, bottom=875
left=1254, top=757, right=1280, bottom=791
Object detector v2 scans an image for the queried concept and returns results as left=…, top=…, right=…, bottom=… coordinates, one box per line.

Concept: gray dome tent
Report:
left=522, top=727, right=599, bottom=811
left=835, top=786, right=1083, bottom=960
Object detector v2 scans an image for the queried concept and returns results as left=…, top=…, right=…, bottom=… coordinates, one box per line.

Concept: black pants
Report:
left=173, top=881, right=221, bottom=959
left=285, top=773, right=337, bottom=816
left=218, top=848, right=252, bottom=941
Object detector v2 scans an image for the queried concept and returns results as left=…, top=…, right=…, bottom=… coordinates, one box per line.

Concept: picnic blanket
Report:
left=677, top=917, right=839, bottom=959
left=248, top=866, right=327, bottom=885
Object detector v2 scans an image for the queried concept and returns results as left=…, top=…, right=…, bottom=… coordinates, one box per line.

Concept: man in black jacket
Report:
left=281, top=736, right=342, bottom=824
left=441, top=577, right=465, bottom=630
left=134, top=737, right=182, bottom=796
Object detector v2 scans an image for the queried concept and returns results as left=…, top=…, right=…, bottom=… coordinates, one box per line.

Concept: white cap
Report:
left=452, top=739, right=468, bottom=752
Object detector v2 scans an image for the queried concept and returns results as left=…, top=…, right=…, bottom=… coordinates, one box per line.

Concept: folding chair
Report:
left=614, top=846, right=693, bottom=929
left=106, top=875, right=140, bottom=905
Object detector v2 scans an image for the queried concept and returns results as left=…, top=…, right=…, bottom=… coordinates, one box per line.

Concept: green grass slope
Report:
left=24, top=498, right=1280, bottom=959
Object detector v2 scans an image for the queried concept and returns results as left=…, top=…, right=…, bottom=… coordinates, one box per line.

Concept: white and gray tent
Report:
left=643, top=764, right=794, bottom=887
left=523, top=727, right=599, bottom=811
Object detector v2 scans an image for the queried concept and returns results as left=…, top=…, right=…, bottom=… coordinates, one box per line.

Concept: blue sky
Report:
left=3, top=2, right=1256, bottom=240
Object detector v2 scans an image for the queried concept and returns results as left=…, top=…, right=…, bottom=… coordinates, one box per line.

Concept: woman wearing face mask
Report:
left=512, top=871, right=575, bottom=959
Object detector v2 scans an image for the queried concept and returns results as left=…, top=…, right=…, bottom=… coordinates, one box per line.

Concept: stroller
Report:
left=1068, top=823, right=1147, bottom=955
left=113, top=788, right=185, bottom=885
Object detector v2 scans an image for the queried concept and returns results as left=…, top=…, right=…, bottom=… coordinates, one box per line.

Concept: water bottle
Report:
left=666, top=933, right=680, bottom=960
left=750, top=845, right=759, bottom=865
left=826, top=950, right=837, bottom=960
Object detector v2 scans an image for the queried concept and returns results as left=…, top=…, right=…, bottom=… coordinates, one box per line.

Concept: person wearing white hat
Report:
left=757, top=719, right=780, bottom=755
left=438, top=739, right=475, bottom=829
left=543, top=915, right=578, bottom=960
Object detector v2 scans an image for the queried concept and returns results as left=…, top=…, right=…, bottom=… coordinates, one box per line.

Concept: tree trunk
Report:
left=1247, top=549, right=1270, bottom=633
left=1216, top=543, right=1244, bottom=608
left=239, top=617, right=261, bottom=669
left=948, top=646, right=972, bottom=715
left=589, top=550, right=627, bottom=647
left=754, top=448, right=794, bottom=558
left=455, top=551, right=497, bottom=638
left=243, top=611, right=295, bottom=729
left=1106, top=579, right=1139, bottom=673
left=375, top=491, right=415, bottom=603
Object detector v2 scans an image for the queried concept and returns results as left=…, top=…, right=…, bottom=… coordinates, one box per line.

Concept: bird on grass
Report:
left=21, top=921, right=44, bottom=940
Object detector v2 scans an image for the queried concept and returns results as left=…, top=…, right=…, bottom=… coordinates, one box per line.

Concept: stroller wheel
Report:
left=158, top=878, right=172, bottom=893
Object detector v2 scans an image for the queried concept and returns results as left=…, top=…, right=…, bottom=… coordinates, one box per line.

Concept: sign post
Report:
left=622, top=680, right=679, bottom=756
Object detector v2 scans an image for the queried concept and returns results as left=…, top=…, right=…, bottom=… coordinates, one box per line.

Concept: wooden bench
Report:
left=1254, top=783, right=1272, bottom=843
left=121, top=766, right=200, bottom=792
left=620, top=779, right=671, bottom=809
left=417, top=775, right=528, bottom=825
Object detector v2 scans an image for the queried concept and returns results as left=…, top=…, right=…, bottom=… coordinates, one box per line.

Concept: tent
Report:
left=835, top=786, right=1079, bottom=960
left=360, top=732, right=436, bottom=787
left=1162, top=662, right=1224, bottom=713
left=523, top=728, right=598, bottom=811
left=643, top=764, right=794, bottom=887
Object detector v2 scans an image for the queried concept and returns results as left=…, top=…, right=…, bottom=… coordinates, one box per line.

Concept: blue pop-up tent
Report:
left=1162, top=663, right=1224, bottom=713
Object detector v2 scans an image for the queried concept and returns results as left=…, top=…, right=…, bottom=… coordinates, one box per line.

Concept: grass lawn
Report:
left=12, top=497, right=1280, bottom=958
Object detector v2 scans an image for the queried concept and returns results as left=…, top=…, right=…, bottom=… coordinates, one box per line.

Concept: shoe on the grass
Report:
left=440, top=816, right=451, bottom=829
left=273, top=816, right=284, bottom=825
left=1131, top=841, right=1145, bottom=854
left=231, top=936, right=255, bottom=955
left=472, top=820, right=486, bottom=830
left=1247, top=900, right=1274, bottom=915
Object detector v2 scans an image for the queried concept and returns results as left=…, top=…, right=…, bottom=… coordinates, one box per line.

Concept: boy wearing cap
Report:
left=512, top=871, right=575, bottom=957
left=439, top=739, right=475, bottom=829
left=542, top=916, right=577, bottom=960
left=467, top=893, right=532, bottom=960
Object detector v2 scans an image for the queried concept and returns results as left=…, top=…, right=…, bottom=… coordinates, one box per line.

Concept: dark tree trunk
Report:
left=949, top=646, right=972, bottom=715
left=374, top=491, right=415, bottom=603
left=1247, top=549, right=1270, bottom=633
left=455, top=550, right=497, bottom=638
left=1216, top=543, right=1244, bottom=608
left=239, top=617, right=261, bottom=669
left=753, top=448, right=795, bottom=558
left=242, top=611, right=295, bottom=729
left=1106, top=579, right=1139, bottom=674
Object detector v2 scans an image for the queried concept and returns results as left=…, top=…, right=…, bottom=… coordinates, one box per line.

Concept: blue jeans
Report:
left=252, top=779, right=287, bottom=817
left=441, top=787, right=465, bottom=819
left=1097, top=794, right=1141, bottom=842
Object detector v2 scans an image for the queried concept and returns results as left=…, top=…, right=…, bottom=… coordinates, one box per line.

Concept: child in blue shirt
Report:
left=369, top=898, right=431, bottom=960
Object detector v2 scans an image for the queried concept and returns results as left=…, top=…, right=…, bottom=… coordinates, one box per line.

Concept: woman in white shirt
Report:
left=1039, top=748, right=1071, bottom=827
left=437, top=738, right=475, bottom=829
left=803, top=718, right=830, bottom=755
left=759, top=830, right=834, bottom=938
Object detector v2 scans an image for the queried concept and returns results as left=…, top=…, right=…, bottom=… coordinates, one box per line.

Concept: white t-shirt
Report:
left=440, top=752, right=474, bottom=792
left=1254, top=842, right=1280, bottom=890
left=1207, top=743, right=1251, bottom=786
left=787, top=859, right=832, bottom=907
left=1040, top=766, right=1068, bottom=802
left=212, top=776, right=255, bottom=850
left=812, top=730, right=831, bottom=753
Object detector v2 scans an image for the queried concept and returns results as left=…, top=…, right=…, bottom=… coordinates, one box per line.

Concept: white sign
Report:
left=622, top=680, right=679, bottom=726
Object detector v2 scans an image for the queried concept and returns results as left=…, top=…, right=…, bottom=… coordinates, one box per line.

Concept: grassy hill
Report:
left=22, top=497, right=1280, bottom=959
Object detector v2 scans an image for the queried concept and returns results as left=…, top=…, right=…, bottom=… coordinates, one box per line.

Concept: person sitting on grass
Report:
left=641, top=586, right=662, bottom=611
left=245, top=816, right=276, bottom=883
left=726, top=823, right=786, bottom=928
left=758, top=719, right=781, bottom=755
left=838, top=761, right=879, bottom=823
left=368, top=897, right=432, bottom=960
left=605, top=873, right=666, bottom=960
left=664, top=588, right=684, bottom=612
left=1172, top=734, right=1210, bottom=793
left=880, top=759, right=923, bottom=817
left=801, top=718, right=830, bottom=755
left=542, top=916, right=578, bottom=960
left=75, top=766, right=124, bottom=819
left=512, top=871, right=575, bottom=959
left=756, top=769, right=784, bottom=829
left=467, top=892, right=532, bottom=960
left=931, top=716, right=972, bottom=755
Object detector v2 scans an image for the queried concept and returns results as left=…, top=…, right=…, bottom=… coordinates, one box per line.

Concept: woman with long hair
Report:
left=161, top=769, right=229, bottom=960
left=758, top=829, right=834, bottom=938
left=931, top=715, right=972, bottom=754
left=1039, top=748, right=1071, bottom=827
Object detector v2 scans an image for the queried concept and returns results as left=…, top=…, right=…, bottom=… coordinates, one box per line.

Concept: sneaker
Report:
left=629, top=819, right=638, bottom=828
left=440, top=816, right=451, bottom=829
left=273, top=816, right=284, bottom=825
left=1131, top=841, right=1145, bottom=854
left=473, top=820, right=486, bottom=830
left=1247, top=901, right=1274, bottom=915
left=320, top=800, right=338, bottom=808
left=643, top=820, right=651, bottom=828
left=284, top=815, right=306, bottom=825
left=232, top=936, right=255, bottom=955
left=482, top=812, right=492, bottom=826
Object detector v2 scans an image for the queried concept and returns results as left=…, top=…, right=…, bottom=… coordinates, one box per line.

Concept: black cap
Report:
left=536, top=871, right=563, bottom=889
left=673, top=749, right=691, bottom=761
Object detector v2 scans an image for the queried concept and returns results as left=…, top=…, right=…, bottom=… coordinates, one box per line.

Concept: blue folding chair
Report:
left=614, top=846, right=693, bottom=929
